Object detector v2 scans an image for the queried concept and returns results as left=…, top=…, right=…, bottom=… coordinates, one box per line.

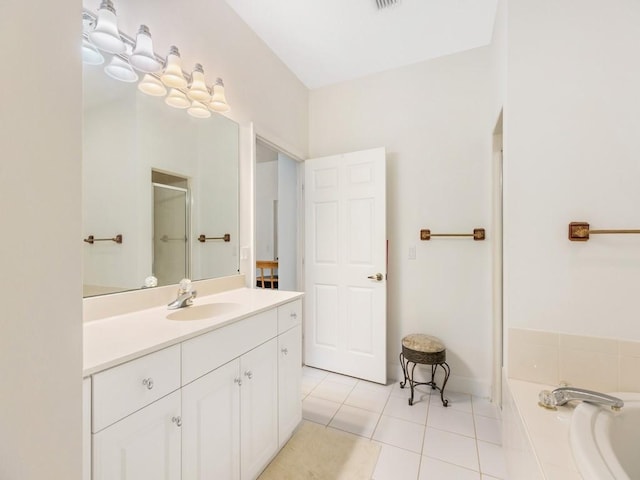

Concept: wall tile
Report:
left=559, top=349, right=618, bottom=392
left=559, top=334, right=617, bottom=354
left=619, top=355, right=640, bottom=392
left=508, top=329, right=559, bottom=385
left=619, top=340, right=640, bottom=358
left=509, top=329, right=640, bottom=392
left=510, top=328, right=559, bottom=347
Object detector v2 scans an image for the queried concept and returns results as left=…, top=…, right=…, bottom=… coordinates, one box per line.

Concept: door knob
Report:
left=367, top=273, right=383, bottom=281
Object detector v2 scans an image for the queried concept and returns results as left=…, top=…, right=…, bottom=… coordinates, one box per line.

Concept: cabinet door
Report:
left=93, top=391, right=181, bottom=480
left=83, top=378, right=91, bottom=480
left=278, top=325, right=302, bottom=447
left=182, top=359, right=241, bottom=480
left=240, top=338, right=279, bottom=480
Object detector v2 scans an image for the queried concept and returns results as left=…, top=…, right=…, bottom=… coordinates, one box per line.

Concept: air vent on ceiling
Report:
left=376, top=0, right=398, bottom=9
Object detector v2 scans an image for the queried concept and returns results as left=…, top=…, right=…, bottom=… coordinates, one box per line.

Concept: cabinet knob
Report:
left=281, top=347, right=288, bottom=355
left=244, top=370, right=253, bottom=380
left=290, top=312, right=297, bottom=319
left=234, top=377, right=242, bottom=386
left=171, top=416, right=182, bottom=427
left=142, top=378, right=154, bottom=390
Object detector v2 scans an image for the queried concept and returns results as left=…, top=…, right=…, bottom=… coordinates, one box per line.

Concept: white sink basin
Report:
left=166, top=303, right=240, bottom=321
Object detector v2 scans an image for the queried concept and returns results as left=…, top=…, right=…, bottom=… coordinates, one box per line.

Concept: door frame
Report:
left=492, top=111, right=504, bottom=406
left=250, top=126, right=305, bottom=293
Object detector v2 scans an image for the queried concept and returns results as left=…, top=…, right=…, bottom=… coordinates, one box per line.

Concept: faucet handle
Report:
left=178, top=278, right=193, bottom=294
left=538, top=390, right=558, bottom=410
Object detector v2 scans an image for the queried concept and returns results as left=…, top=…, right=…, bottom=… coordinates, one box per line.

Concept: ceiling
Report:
left=223, top=0, right=498, bottom=89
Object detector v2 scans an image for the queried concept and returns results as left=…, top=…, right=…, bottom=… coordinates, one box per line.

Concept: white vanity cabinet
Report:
left=239, top=338, right=279, bottom=480
left=181, top=339, right=279, bottom=480
left=93, top=390, right=182, bottom=480
left=277, top=300, right=303, bottom=447
left=182, top=358, right=241, bottom=479
left=181, top=310, right=279, bottom=480
left=83, top=377, right=91, bottom=480
left=86, top=294, right=303, bottom=480
left=91, top=345, right=182, bottom=480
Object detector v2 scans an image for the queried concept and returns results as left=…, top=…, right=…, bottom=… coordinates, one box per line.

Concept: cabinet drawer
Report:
left=182, top=309, right=277, bottom=386
left=92, top=345, right=181, bottom=433
left=277, top=299, right=302, bottom=334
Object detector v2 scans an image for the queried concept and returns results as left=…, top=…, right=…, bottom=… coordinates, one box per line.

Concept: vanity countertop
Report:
left=84, top=287, right=304, bottom=376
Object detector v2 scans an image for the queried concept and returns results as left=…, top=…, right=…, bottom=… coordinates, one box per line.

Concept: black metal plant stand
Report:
left=399, top=346, right=450, bottom=407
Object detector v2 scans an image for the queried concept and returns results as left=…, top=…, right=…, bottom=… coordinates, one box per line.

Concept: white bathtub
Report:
left=570, top=392, right=640, bottom=480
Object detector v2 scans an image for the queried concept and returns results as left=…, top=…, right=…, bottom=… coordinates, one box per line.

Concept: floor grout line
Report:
left=302, top=366, right=505, bottom=480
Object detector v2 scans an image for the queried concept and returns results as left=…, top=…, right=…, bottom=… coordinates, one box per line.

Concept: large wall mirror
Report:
left=82, top=64, right=239, bottom=297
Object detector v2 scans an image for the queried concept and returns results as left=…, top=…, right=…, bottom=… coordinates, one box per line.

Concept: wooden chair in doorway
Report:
left=256, top=260, right=279, bottom=289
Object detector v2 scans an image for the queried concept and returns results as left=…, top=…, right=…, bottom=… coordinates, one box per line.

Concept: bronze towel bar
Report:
left=569, top=222, right=640, bottom=241
left=198, top=233, right=231, bottom=243
left=83, top=234, right=123, bottom=244
left=420, top=228, right=485, bottom=241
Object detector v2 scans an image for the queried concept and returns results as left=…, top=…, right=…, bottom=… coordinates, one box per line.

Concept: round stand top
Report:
left=402, top=334, right=445, bottom=353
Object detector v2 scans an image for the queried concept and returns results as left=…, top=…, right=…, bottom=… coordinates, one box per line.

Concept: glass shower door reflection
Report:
left=153, top=184, right=189, bottom=286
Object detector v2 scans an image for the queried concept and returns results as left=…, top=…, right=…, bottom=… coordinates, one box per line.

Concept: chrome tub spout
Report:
left=539, top=387, right=624, bottom=411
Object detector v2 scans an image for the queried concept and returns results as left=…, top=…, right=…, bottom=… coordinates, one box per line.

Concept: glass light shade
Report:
left=188, top=100, right=211, bottom=118
left=87, top=0, right=125, bottom=54
left=129, top=25, right=162, bottom=73
left=161, top=46, right=187, bottom=89
left=104, top=56, right=139, bottom=83
left=165, top=89, right=190, bottom=109
left=209, top=78, right=230, bottom=112
left=138, top=74, right=167, bottom=96
left=82, top=39, right=104, bottom=65
left=187, top=64, right=210, bottom=102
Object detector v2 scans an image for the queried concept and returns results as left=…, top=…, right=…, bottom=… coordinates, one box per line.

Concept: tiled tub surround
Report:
left=503, top=377, right=581, bottom=479
left=508, top=328, right=640, bottom=393
left=505, top=328, right=640, bottom=479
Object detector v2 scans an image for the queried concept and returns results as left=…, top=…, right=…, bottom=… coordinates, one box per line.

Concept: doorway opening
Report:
left=152, top=170, right=190, bottom=287
left=254, top=138, right=301, bottom=291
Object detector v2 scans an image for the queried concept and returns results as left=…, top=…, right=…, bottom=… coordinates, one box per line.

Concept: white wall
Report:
left=0, top=1, right=83, bottom=479
left=505, top=0, right=640, bottom=342
left=309, top=47, right=502, bottom=395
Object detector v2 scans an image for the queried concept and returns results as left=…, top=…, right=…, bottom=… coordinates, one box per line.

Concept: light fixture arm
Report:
left=83, top=4, right=229, bottom=114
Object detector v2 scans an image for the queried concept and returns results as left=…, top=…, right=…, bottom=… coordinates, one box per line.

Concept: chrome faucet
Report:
left=539, top=387, right=624, bottom=411
left=167, top=279, right=197, bottom=310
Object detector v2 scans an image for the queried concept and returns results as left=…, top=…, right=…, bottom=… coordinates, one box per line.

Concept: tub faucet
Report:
left=539, top=387, right=624, bottom=411
left=168, top=279, right=197, bottom=309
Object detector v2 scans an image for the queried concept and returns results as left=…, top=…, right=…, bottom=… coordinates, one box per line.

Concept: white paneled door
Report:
left=304, top=147, right=387, bottom=384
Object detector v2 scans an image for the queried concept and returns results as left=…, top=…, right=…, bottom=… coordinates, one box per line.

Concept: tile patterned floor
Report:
left=302, top=366, right=507, bottom=480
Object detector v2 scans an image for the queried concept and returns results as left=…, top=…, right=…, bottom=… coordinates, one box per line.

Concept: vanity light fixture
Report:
left=209, top=78, right=230, bottom=112
left=161, top=46, right=188, bottom=89
left=82, top=38, right=104, bottom=65
left=83, top=2, right=231, bottom=118
left=138, top=74, right=167, bottom=96
left=187, top=100, right=212, bottom=119
left=87, top=0, right=125, bottom=54
left=104, top=56, right=139, bottom=83
left=165, top=88, right=191, bottom=108
left=187, top=64, right=211, bottom=102
left=129, top=25, right=163, bottom=73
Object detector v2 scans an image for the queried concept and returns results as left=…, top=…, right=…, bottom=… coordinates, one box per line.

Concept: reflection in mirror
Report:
left=152, top=171, right=189, bottom=286
left=82, top=64, right=239, bottom=297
